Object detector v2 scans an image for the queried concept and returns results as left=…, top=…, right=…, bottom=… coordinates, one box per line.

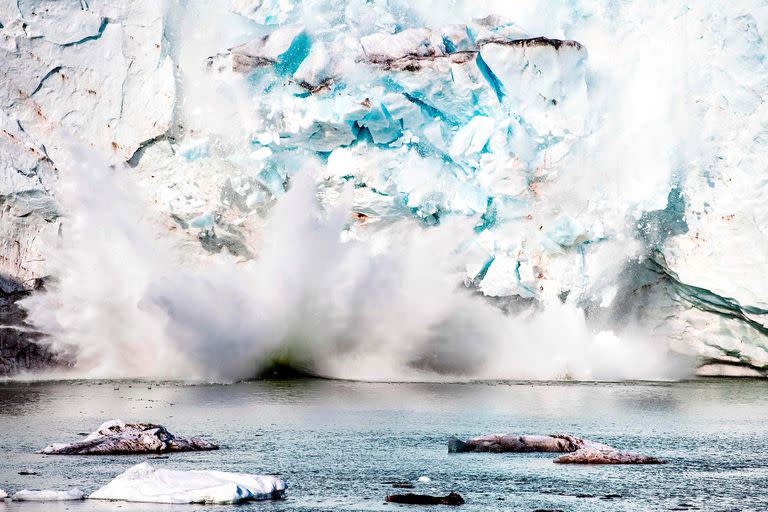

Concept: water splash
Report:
left=18, top=139, right=684, bottom=381
left=20, top=0, right=745, bottom=381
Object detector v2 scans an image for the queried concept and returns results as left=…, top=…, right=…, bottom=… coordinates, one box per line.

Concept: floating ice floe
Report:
left=553, top=446, right=664, bottom=464
left=11, top=488, right=85, bottom=501
left=448, top=434, right=664, bottom=464
left=89, top=462, right=287, bottom=504
left=41, top=420, right=218, bottom=455
left=0, top=489, right=7, bottom=499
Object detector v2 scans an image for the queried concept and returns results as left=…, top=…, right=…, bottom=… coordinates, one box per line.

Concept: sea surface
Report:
left=0, top=379, right=766, bottom=511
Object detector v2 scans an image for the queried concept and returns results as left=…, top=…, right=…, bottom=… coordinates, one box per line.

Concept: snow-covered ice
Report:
left=11, top=488, right=85, bottom=501
left=89, top=462, right=287, bottom=504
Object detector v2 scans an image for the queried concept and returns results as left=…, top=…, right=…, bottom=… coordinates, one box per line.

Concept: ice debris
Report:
left=11, top=488, right=85, bottom=501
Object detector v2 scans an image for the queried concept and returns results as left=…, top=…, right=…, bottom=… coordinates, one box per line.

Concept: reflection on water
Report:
left=0, top=379, right=767, bottom=511
left=0, top=383, right=41, bottom=416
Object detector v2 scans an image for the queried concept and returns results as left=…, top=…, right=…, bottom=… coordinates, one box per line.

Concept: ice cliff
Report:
left=0, top=0, right=766, bottom=379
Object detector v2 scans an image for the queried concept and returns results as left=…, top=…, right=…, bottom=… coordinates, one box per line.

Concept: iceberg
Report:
left=41, top=420, right=218, bottom=455
left=89, top=462, right=287, bottom=504
left=11, top=488, right=85, bottom=501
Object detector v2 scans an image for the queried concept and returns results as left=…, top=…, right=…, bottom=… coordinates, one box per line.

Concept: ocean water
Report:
left=0, top=379, right=766, bottom=511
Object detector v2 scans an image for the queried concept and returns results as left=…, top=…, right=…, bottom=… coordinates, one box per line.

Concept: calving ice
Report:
left=0, top=0, right=766, bottom=380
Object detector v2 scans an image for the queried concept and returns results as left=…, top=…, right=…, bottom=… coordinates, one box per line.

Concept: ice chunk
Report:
left=544, top=214, right=587, bottom=249
left=89, top=462, right=287, bottom=504
left=360, top=28, right=445, bottom=64
left=228, top=25, right=307, bottom=73
left=470, top=15, right=529, bottom=46
left=378, top=52, right=497, bottom=122
left=0, top=489, right=7, bottom=499
left=231, top=0, right=295, bottom=25
left=189, top=212, right=216, bottom=231
left=477, top=254, right=537, bottom=299
left=440, top=24, right=474, bottom=53
left=449, top=115, right=496, bottom=159
left=41, top=420, right=218, bottom=455
left=479, top=38, right=588, bottom=135
left=11, top=488, right=84, bottom=501
left=294, top=40, right=337, bottom=91
left=177, top=139, right=210, bottom=161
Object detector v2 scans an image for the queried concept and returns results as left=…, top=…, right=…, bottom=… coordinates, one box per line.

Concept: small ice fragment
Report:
left=177, top=139, right=210, bottom=161
left=12, top=488, right=84, bottom=501
left=417, top=476, right=431, bottom=483
left=189, top=212, right=216, bottom=231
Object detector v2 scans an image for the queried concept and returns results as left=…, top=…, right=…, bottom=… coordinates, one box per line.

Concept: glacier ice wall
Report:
left=1, top=0, right=767, bottom=379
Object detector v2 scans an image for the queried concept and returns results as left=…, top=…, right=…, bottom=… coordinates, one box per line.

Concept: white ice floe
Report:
left=11, top=488, right=85, bottom=501
left=89, top=462, right=286, bottom=504
left=0, top=489, right=7, bottom=499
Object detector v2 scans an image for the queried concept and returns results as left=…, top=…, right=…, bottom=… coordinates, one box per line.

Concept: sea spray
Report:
left=16, top=0, right=731, bottom=380
left=19, top=140, right=685, bottom=381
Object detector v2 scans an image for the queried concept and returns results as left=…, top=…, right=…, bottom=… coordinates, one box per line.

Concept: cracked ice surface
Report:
left=0, top=0, right=174, bottom=288
left=1, top=0, right=767, bottom=378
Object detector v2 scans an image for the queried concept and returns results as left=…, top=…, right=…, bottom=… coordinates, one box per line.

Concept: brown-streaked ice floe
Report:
left=41, top=420, right=218, bottom=455
left=448, top=434, right=664, bottom=464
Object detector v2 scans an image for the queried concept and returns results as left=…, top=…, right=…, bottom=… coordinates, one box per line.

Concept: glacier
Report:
left=0, top=0, right=766, bottom=379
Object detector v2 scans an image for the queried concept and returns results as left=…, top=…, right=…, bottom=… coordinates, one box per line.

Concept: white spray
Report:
left=20, top=0, right=744, bottom=381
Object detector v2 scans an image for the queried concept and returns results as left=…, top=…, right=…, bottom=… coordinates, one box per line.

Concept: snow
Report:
left=11, top=488, right=84, bottom=501
left=89, top=462, right=287, bottom=504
